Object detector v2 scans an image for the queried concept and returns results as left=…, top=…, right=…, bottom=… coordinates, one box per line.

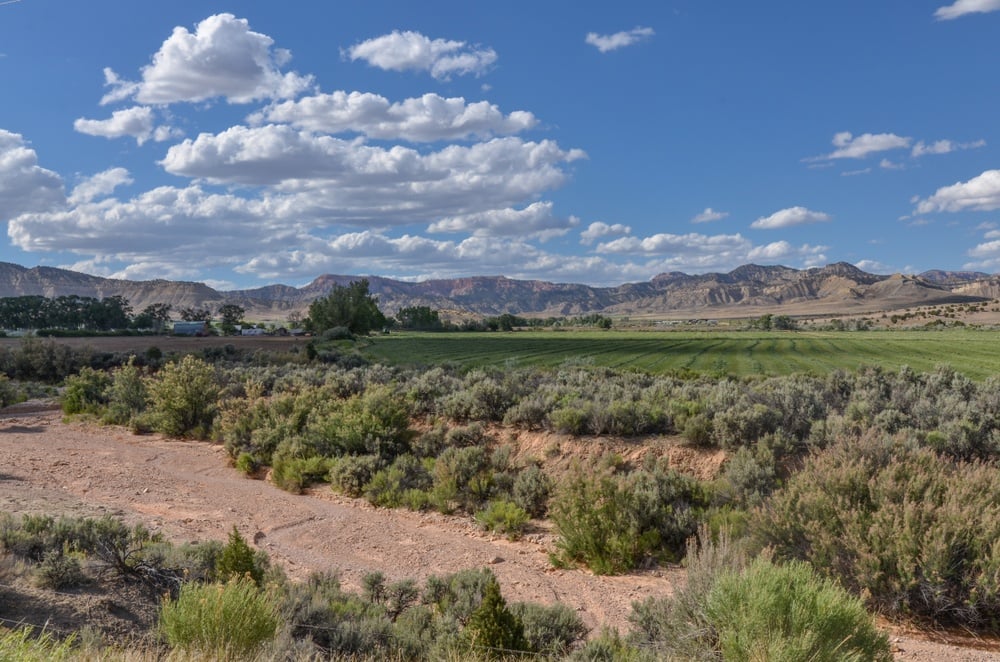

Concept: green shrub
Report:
left=510, top=601, right=588, bottom=655
left=271, top=454, right=333, bottom=493
left=432, top=446, right=493, bottom=513
left=103, top=358, right=147, bottom=425
left=14, top=338, right=78, bottom=382
left=681, top=413, right=714, bottom=446
left=474, top=500, right=530, bottom=539
left=423, top=568, right=496, bottom=623
left=463, top=576, right=528, bottom=657
left=278, top=571, right=394, bottom=657
left=330, top=454, right=382, bottom=497
left=235, top=451, right=257, bottom=475
left=569, top=627, right=650, bottom=662
left=715, top=445, right=777, bottom=508
left=61, top=366, right=110, bottom=415
left=34, top=549, right=86, bottom=589
left=309, top=385, right=413, bottom=459
left=550, top=463, right=705, bottom=574
left=753, top=434, right=1000, bottom=627
left=511, top=464, right=552, bottom=517
left=217, top=526, right=266, bottom=586
left=0, top=374, right=23, bottom=407
left=548, top=405, right=590, bottom=435
left=706, top=557, right=891, bottom=661
left=159, top=579, right=279, bottom=658
left=364, top=454, right=433, bottom=508
left=145, top=354, right=220, bottom=438
left=629, top=525, right=746, bottom=661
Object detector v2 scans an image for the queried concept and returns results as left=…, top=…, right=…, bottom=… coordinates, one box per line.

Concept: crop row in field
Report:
left=362, top=329, right=1000, bottom=378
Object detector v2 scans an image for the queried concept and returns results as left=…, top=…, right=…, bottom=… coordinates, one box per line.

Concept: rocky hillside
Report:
left=0, top=261, right=991, bottom=320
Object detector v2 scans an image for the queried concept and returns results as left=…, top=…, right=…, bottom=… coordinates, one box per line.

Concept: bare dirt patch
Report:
left=0, top=334, right=309, bottom=356
left=0, top=408, right=998, bottom=659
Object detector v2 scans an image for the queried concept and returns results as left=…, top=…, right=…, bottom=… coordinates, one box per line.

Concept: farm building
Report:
left=171, top=321, right=211, bottom=336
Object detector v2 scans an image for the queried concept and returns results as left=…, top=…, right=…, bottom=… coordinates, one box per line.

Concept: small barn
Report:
left=171, top=321, right=211, bottom=336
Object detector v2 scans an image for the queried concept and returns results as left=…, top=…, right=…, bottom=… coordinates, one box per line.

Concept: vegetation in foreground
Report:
left=4, top=324, right=1000, bottom=657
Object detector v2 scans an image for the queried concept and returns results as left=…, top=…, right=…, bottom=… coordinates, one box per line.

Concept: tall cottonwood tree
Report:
left=307, top=279, right=386, bottom=335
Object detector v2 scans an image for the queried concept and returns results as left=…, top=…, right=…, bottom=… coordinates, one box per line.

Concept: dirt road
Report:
left=0, top=407, right=998, bottom=659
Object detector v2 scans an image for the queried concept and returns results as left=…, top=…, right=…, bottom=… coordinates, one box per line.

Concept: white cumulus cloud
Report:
left=935, top=0, right=1000, bottom=19
left=73, top=106, right=181, bottom=145
left=747, top=241, right=827, bottom=264
left=915, top=170, right=1000, bottom=214
left=160, top=127, right=585, bottom=222
left=585, top=27, right=655, bottom=53
left=751, top=206, right=832, bottom=230
left=809, top=131, right=912, bottom=161
left=427, top=201, right=578, bottom=240
left=67, top=168, right=133, bottom=206
left=0, top=130, right=65, bottom=221
left=346, top=30, right=497, bottom=80
left=691, top=207, right=729, bottom=223
left=911, top=138, right=986, bottom=157
left=253, top=91, right=536, bottom=142
left=580, top=221, right=631, bottom=245
left=596, top=232, right=751, bottom=256
left=101, top=13, right=313, bottom=106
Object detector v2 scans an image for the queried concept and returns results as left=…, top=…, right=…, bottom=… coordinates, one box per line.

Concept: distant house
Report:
left=171, top=321, right=210, bottom=336
left=241, top=327, right=266, bottom=336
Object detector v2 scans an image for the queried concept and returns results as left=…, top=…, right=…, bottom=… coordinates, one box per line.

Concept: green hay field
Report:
left=362, top=329, right=1000, bottom=379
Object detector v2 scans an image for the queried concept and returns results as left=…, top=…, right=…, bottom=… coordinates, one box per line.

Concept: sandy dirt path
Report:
left=0, top=408, right=677, bottom=635
left=1, top=407, right=999, bottom=659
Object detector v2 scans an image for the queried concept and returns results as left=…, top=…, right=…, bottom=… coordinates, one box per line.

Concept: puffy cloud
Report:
left=161, top=126, right=585, bottom=223
left=597, top=231, right=751, bottom=256
left=0, top=130, right=65, bottom=221
left=73, top=106, right=181, bottom=145
left=427, top=202, right=578, bottom=240
left=751, top=206, right=832, bottom=230
left=67, top=168, right=133, bottom=206
left=915, top=170, right=1000, bottom=214
left=935, top=0, right=1000, bottom=20
left=854, top=259, right=893, bottom=274
left=591, top=230, right=826, bottom=274
left=809, top=131, right=911, bottom=161
left=691, top=207, right=729, bottom=223
left=911, top=138, right=986, bottom=157
left=880, top=159, right=905, bottom=170
left=580, top=221, right=631, bottom=245
left=346, top=30, right=497, bottom=80
left=101, top=13, right=313, bottom=105
left=8, top=184, right=285, bottom=260
left=235, top=231, right=634, bottom=284
left=747, top=241, right=827, bottom=264
left=965, top=234, right=1000, bottom=270
left=585, top=27, right=655, bottom=53
left=253, top=91, right=537, bottom=142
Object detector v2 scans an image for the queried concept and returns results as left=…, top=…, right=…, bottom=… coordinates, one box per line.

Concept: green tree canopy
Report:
left=218, top=303, right=246, bottom=334
left=395, top=305, right=443, bottom=331
left=307, top=279, right=386, bottom=335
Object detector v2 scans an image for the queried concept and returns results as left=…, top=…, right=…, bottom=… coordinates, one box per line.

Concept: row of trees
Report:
left=0, top=295, right=135, bottom=331
left=0, top=296, right=249, bottom=334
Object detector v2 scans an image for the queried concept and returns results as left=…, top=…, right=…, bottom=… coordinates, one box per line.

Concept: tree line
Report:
left=0, top=295, right=249, bottom=334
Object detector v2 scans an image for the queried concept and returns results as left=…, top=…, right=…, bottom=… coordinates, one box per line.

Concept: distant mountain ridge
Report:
left=0, top=261, right=992, bottom=320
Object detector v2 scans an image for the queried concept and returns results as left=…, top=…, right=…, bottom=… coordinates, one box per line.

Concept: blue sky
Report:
left=0, top=0, right=998, bottom=290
